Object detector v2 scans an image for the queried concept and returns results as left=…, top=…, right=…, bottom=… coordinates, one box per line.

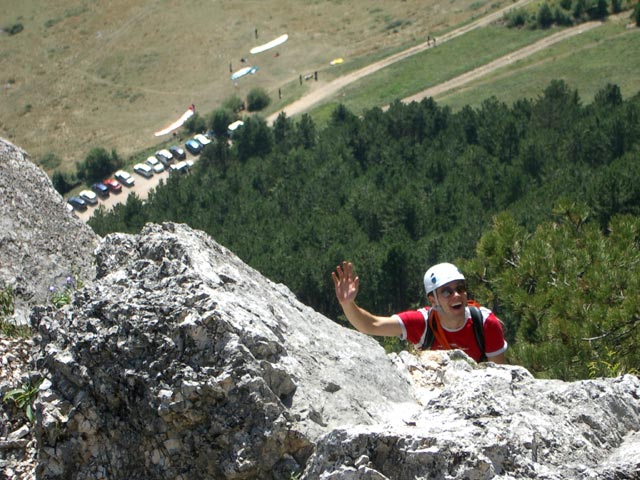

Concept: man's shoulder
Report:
left=395, top=308, right=428, bottom=322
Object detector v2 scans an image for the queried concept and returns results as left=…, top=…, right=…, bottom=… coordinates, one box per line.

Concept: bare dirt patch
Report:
left=74, top=168, right=170, bottom=223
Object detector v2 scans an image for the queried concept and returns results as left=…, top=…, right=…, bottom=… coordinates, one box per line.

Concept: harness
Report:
left=419, top=305, right=487, bottom=362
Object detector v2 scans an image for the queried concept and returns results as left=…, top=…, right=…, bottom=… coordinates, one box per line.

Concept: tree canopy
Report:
left=90, top=81, right=640, bottom=380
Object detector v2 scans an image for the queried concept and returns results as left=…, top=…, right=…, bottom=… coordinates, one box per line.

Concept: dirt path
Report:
left=267, top=2, right=604, bottom=123
left=402, top=21, right=602, bottom=103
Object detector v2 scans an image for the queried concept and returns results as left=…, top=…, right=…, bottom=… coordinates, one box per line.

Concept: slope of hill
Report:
left=0, top=0, right=511, bottom=168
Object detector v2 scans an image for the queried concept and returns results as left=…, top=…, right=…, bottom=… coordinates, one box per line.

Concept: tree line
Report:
left=504, top=0, right=634, bottom=29
left=89, top=80, right=640, bottom=380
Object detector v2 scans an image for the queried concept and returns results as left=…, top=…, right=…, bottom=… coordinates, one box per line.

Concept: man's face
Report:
left=433, top=280, right=467, bottom=317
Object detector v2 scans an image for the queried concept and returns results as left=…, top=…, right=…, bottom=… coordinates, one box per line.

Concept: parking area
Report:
left=72, top=149, right=199, bottom=223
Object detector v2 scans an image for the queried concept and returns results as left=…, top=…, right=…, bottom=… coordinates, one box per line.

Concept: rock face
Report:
left=0, top=137, right=97, bottom=479
left=31, top=223, right=417, bottom=479
left=0, top=138, right=98, bottom=324
left=31, top=223, right=640, bottom=480
left=306, top=351, right=640, bottom=479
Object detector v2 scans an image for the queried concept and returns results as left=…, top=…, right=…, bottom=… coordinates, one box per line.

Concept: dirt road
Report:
left=267, top=2, right=604, bottom=122
left=402, top=21, right=602, bottom=103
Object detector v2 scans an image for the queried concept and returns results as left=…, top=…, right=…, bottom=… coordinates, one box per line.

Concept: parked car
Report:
left=91, top=182, right=110, bottom=198
left=169, top=160, right=193, bottom=175
left=193, top=133, right=212, bottom=147
left=133, top=163, right=154, bottom=178
left=184, top=138, right=202, bottom=155
left=67, top=196, right=87, bottom=211
left=155, top=149, right=174, bottom=167
left=227, top=120, right=244, bottom=136
left=169, top=145, right=186, bottom=160
left=145, top=156, right=165, bottom=173
left=115, top=170, right=135, bottom=187
left=103, top=178, right=122, bottom=193
left=79, top=189, right=99, bottom=206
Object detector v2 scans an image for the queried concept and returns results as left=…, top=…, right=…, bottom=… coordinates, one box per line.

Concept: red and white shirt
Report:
left=393, top=305, right=507, bottom=362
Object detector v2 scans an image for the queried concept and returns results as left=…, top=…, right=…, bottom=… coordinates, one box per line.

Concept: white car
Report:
left=133, top=163, right=154, bottom=179
left=115, top=170, right=135, bottom=187
left=79, top=189, right=98, bottom=206
left=227, top=120, right=244, bottom=136
left=145, top=156, right=165, bottom=173
left=170, top=160, right=194, bottom=174
left=193, top=133, right=212, bottom=146
left=155, top=149, right=174, bottom=167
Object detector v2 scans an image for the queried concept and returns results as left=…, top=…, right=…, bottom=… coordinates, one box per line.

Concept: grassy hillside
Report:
left=304, top=12, right=640, bottom=124
left=0, top=0, right=509, bottom=170
left=437, top=13, right=640, bottom=109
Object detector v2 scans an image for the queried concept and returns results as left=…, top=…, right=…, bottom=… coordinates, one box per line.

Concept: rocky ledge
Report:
left=28, top=223, right=640, bottom=479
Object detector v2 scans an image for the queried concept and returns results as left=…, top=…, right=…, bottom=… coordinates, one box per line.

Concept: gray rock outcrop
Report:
left=31, top=222, right=640, bottom=479
left=0, top=137, right=97, bottom=479
left=0, top=138, right=98, bottom=324
left=306, top=351, right=640, bottom=479
left=31, top=223, right=417, bottom=479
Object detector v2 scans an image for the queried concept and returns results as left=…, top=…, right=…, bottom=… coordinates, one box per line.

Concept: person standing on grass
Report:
left=332, top=261, right=507, bottom=363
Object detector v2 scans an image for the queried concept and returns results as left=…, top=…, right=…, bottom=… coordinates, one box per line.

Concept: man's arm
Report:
left=332, top=261, right=402, bottom=337
left=487, top=352, right=506, bottom=364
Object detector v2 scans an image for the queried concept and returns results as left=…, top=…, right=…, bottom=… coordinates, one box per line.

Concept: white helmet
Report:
left=423, top=263, right=465, bottom=295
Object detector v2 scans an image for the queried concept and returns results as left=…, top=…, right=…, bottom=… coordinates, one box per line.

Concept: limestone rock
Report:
left=31, top=223, right=417, bottom=479
left=30, top=222, right=640, bottom=479
left=303, top=350, right=640, bottom=479
left=0, top=138, right=98, bottom=325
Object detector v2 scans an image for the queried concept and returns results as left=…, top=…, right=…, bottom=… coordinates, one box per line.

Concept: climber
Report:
left=332, top=261, right=507, bottom=363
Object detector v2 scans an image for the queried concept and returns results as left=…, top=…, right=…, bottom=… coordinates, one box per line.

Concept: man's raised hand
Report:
left=332, top=261, right=359, bottom=305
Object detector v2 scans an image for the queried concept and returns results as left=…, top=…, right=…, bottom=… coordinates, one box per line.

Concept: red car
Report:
left=103, top=178, right=122, bottom=193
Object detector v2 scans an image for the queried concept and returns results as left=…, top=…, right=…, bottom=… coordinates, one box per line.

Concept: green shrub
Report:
left=184, top=113, right=207, bottom=134
left=223, top=95, right=245, bottom=113
left=537, top=3, right=554, bottom=28
left=209, top=108, right=235, bottom=137
left=554, top=7, right=574, bottom=26
left=0, top=285, right=13, bottom=320
left=52, top=170, right=78, bottom=195
left=6, top=23, right=24, bottom=35
left=246, top=87, right=271, bottom=112
left=3, top=377, right=43, bottom=423
left=48, top=273, right=83, bottom=309
left=560, top=0, right=573, bottom=10
left=39, top=152, right=62, bottom=170
left=505, top=10, right=528, bottom=27
left=76, top=147, right=123, bottom=183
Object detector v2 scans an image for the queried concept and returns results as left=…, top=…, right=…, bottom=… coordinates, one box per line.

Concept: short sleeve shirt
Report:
left=393, top=305, right=507, bottom=362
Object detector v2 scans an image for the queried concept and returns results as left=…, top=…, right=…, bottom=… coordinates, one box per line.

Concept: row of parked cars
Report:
left=67, top=134, right=211, bottom=212
left=67, top=176, right=124, bottom=211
